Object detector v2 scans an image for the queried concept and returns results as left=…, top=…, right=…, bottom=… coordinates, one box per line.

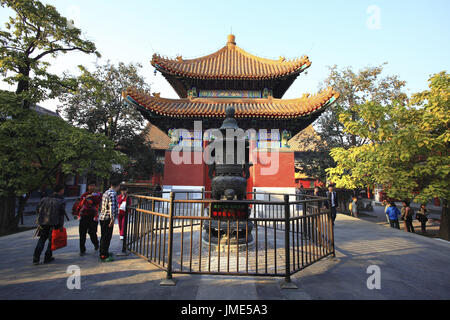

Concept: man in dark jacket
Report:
left=33, top=185, right=66, bottom=265
left=324, top=185, right=339, bottom=224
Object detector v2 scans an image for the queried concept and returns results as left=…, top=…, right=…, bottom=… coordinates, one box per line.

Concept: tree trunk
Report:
left=0, top=193, right=18, bottom=234
left=438, top=198, right=449, bottom=241
left=15, top=67, right=31, bottom=109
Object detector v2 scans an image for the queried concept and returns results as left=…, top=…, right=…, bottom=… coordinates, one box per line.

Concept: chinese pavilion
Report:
left=124, top=34, right=339, bottom=195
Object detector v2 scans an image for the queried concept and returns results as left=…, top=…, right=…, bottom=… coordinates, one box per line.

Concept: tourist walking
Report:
left=75, top=182, right=102, bottom=256
left=401, top=201, right=415, bottom=233
left=118, top=186, right=131, bottom=240
left=313, top=186, right=324, bottom=208
left=99, top=180, right=120, bottom=262
left=325, top=185, right=338, bottom=224
left=385, top=201, right=401, bottom=229
left=350, top=196, right=358, bottom=218
left=416, top=204, right=429, bottom=233
left=33, top=185, right=67, bottom=265
left=382, top=200, right=391, bottom=223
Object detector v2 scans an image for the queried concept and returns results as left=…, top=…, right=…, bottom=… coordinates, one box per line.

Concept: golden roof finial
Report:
left=227, top=34, right=236, bottom=46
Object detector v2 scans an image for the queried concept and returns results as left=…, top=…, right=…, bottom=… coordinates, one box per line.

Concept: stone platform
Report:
left=0, top=214, right=449, bottom=300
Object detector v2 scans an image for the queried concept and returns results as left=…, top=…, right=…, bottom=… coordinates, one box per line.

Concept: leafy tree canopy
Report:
left=58, top=61, right=157, bottom=180
left=58, top=61, right=149, bottom=147
left=295, top=63, right=408, bottom=182
left=327, top=72, right=449, bottom=202
left=0, top=0, right=100, bottom=105
left=318, top=63, right=407, bottom=149
left=0, top=90, right=127, bottom=198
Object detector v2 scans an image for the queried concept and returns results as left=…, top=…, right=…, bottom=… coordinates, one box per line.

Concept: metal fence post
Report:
left=281, top=194, right=297, bottom=289
left=327, top=193, right=336, bottom=257
left=161, top=192, right=177, bottom=286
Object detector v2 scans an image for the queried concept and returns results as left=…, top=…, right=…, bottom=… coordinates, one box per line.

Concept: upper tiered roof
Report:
left=152, top=34, right=311, bottom=81
left=151, top=34, right=311, bottom=98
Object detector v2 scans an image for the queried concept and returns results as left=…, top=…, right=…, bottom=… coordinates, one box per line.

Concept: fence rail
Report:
left=124, top=191, right=335, bottom=286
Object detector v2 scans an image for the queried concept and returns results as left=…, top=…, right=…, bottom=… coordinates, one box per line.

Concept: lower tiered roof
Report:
left=123, top=88, right=339, bottom=135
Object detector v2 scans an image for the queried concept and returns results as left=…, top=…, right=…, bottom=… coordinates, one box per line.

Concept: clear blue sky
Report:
left=1, top=0, right=449, bottom=111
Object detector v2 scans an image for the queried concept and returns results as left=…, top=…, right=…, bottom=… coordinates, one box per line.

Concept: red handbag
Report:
left=51, top=227, right=67, bottom=251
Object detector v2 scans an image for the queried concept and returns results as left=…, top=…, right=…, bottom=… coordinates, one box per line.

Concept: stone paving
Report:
left=0, top=214, right=449, bottom=300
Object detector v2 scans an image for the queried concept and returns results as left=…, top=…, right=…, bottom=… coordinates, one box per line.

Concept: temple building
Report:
left=124, top=34, right=339, bottom=195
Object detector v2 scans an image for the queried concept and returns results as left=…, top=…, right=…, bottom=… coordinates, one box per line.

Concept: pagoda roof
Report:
left=151, top=34, right=311, bottom=81
left=143, top=123, right=171, bottom=150
left=123, top=87, right=338, bottom=120
left=288, top=125, right=323, bottom=152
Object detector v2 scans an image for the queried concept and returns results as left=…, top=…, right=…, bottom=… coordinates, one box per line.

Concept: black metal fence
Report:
left=124, top=191, right=335, bottom=286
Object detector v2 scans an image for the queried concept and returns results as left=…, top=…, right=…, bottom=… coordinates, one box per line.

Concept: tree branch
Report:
left=32, top=46, right=93, bottom=62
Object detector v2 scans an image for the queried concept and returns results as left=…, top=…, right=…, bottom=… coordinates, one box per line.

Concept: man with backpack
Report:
left=33, top=184, right=67, bottom=265
left=385, top=201, right=401, bottom=229
left=75, top=182, right=102, bottom=256
left=416, top=204, right=429, bottom=233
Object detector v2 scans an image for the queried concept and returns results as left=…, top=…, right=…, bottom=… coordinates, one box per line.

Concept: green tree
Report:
left=296, top=64, right=407, bottom=182
left=327, top=72, right=450, bottom=240
left=0, top=90, right=127, bottom=233
left=318, top=63, right=407, bottom=148
left=0, top=0, right=99, bottom=108
left=58, top=61, right=157, bottom=181
left=119, top=128, right=162, bottom=182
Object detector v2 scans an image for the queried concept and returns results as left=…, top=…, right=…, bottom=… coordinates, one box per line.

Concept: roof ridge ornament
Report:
left=227, top=34, right=236, bottom=47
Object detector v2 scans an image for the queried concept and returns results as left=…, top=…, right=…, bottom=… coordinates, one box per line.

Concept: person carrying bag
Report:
left=416, top=204, right=429, bottom=233
left=33, top=185, right=67, bottom=265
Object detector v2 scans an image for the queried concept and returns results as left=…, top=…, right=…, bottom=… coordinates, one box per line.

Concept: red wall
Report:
left=251, top=151, right=295, bottom=188
left=163, top=150, right=296, bottom=190
left=163, top=150, right=206, bottom=186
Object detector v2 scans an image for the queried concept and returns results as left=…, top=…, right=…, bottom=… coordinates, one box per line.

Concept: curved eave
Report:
left=123, top=88, right=339, bottom=120
left=152, top=61, right=311, bottom=81
left=151, top=47, right=312, bottom=81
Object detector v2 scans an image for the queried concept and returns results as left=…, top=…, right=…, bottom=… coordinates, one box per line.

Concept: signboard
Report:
left=199, top=90, right=261, bottom=99
left=211, top=203, right=249, bottom=219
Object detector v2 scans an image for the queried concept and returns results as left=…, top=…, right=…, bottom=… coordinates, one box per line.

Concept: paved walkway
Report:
left=0, top=214, right=449, bottom=300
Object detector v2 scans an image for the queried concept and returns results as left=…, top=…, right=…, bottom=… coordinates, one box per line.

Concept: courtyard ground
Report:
left=0, top=213, right=449, bottom=300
